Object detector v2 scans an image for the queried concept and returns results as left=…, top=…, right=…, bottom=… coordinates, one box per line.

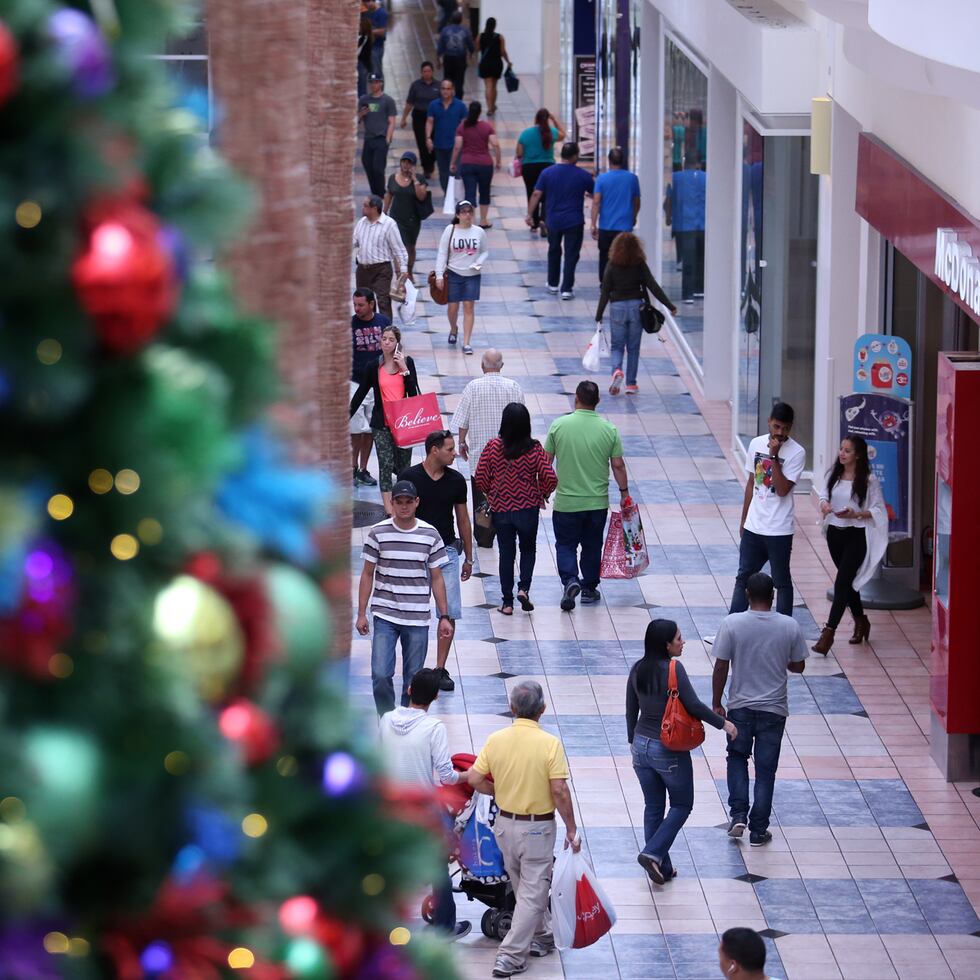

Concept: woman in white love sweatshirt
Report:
left=434, top=199, right=489, bottom=355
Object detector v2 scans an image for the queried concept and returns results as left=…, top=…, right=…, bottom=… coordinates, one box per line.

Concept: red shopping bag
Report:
left=573, top=873, right=615, bottom=948
left=552, top=848, right=617, bottom=949
left=382, top=392, right=443, bottom=448
left=600, top=497, right=649, bottom=579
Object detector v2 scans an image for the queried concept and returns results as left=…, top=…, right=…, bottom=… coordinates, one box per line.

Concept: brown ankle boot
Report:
left=812, top=626, right=835, bottom=655
left=849, top=615, right=871, bottom=644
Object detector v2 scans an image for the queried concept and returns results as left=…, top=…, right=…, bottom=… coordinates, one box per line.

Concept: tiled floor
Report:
left=348, top=5, right=980, bottom=977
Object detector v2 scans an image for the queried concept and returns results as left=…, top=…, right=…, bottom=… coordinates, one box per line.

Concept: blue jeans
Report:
left=609, top=299, right=644, bottom=385
left=729, top=528, right=794, bottom=616
left=371, top=616, right=429, bottom=716
left=552, top=508, right=607, bottom=591
left=547, top=223, right=585, bottom=292
left=435, top=147, right=454, bottom=192
left=726, top=707, right=787, bottom=834
left=492, top=507, right=539, bottom=604
left=631, top=735, right=694, bottom=875
left=461, top=162, right=493, bottom=206
left=432, top=813, right=457, bottom=930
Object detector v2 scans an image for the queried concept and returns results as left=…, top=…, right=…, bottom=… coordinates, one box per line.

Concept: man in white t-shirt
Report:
left=729, top=402, right=806, bottom=617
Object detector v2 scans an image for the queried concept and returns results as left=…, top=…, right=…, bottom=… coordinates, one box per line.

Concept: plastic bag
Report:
left=600, top=496, right=649, bottom=579
left=442, top=176, right=462, bottom=215
left=457, top=794, right=507, bottom=881
left=398, top=277, right=418, bottom=326
left=582, top=324, right=606, bottom=373
left=551, top=847, right=616, bottom=950
left=508, top=157, right=522, bottom=179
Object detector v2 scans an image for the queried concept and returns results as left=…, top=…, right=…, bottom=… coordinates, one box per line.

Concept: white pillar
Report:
left=635, top=2, right=664, bottom=282
left=812, top=101, right=862, bottom=480
left=481, top=0, right=543, bottom=73
left=701, top=65, right=738, bottom=400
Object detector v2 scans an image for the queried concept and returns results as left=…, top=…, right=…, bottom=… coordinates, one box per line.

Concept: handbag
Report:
left=474, top=500, right=495, bottom=548
left=660, top=659, right=705, bottom=751
left=415, top=188, right=434, bottom=220
left=640, top=285, right=665, bottom=334
left=381, top=391, right=443, bottom=448
left=504, top=66, right=519, bottom=93
left=427, top=270, right=448, bottom=305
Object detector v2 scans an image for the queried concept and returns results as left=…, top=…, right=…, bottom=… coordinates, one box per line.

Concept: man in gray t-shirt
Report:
left=711, top=572, right=808, bottom=846
left=357, top=74, right=397, bottom=196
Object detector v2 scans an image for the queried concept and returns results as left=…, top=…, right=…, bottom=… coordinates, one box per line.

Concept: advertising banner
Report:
left=853, top=333, right=912, bottom=398
left=573, top=55, right=596, bottom=161
left=839, top=393, right=912, bottom=538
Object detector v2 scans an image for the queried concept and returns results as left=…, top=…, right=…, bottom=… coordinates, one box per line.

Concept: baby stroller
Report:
left=421, top=753, right=516, bottom=940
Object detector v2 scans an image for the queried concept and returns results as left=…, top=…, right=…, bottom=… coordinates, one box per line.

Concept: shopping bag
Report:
left=551, top=847, right=616, bottom=950
left=398, top=278, right=418, bottom=326
left=582, top=324, right=606, bottom=373
left=458, top=795, right=507, bottom=881
left=508, top=157, right=522, bottom=179
left=600, top=497, right=649, bottom=579
left=442, top=176, right=462, bottom=215
left=382, top=392, right=443, bottom=448
left=474, top=500, right=495, bottom=548
left=504, top=66, right=519, bottom=93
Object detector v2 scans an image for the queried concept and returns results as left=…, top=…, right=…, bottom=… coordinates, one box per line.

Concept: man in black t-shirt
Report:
left=350, top=288, right=389, bottom=487
left=400, top=61, right=440, bottom=179
left=400, top=430, right=473, bottom=691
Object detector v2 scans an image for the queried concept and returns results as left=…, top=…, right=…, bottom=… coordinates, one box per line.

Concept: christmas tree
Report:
left=0, top=2, right=456, bottom=976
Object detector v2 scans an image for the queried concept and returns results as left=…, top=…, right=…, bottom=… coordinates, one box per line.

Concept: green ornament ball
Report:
left=283, top=937, right=336, bottom=980
left=264, top=563, right=331, bottom=675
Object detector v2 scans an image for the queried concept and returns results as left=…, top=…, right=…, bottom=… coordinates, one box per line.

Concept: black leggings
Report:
left=826, top=525, right=867, bottom=629
left=521, top=162, right=550, bottom=227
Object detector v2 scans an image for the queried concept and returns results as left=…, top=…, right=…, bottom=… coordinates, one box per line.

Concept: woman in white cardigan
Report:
left=812, top=435, right=888, bottom=654
left=434, top=200, right=489, bottom=355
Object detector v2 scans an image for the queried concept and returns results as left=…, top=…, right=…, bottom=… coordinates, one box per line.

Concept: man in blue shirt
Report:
left=668, top=156, right=706, bottom=302
left=368, top=0, right=388, bottom=79
left=525, top=142, right=595, bottom=299
left=425, top=78, right=468, bottom=193
left=591, top=146, right=641, bottom=281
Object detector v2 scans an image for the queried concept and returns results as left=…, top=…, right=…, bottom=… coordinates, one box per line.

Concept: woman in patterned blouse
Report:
left=475, top=402, right=557, bottom=615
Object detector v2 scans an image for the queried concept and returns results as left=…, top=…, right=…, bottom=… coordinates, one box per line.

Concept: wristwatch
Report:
left=438, top=614, right=451, bottom=621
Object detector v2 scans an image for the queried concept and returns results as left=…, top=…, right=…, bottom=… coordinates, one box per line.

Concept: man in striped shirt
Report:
left=357, top=479, right=454, bottom=715
left=353, top=195, right=409, bottom=318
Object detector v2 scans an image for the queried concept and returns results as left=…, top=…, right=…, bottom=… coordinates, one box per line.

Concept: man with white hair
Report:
left=464, top=681, right=580, bottom=978
left=450, top=348, right=525, bottom=531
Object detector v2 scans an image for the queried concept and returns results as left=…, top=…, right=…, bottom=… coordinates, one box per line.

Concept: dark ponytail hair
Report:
left=464, top=100, right=482, bottom=127
left=633, top=619, right=678, bottom=696
left=827, top=435, right=870, bottom=507
left=534, top=107, right=553, bottom=150
left=499, top=402, right=536, bottom=459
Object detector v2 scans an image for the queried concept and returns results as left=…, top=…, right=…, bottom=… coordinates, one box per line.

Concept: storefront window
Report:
left=662, top=37, right=707, bottom=366
left=736, top=121, right=818, bottom=462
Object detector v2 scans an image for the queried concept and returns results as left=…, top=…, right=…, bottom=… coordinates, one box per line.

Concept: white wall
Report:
left=480, top=0, right=543, bottom=75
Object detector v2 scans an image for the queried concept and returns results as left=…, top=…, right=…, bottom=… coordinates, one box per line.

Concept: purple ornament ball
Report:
left=47, top=8, right=114, bottom=99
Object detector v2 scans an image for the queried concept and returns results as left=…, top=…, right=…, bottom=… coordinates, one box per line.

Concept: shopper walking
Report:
left=367, top=0, right=388, bottom=79
left=591, top=146, right=642, bottom=281
left=400, top=61, right=440, bottom=178
left=384, top=151, right=430, bottom=282
left=595, top=232, right=676, bottom=396
left=516, top=109, right=565, bottom=234
left=450, top=349, right=525, bottom=522
left=426, top=79, right=468, bottom=193
left=400, top=431, right=473, bottom=694
left=544, top=381, right=628, bottom=611
left=356, top=14, right=373, bottom=98
left=434, top=200, right=488, bottom=355
left=525, top=142, right=594, bottom=299
left=464, top=681, right=580, bottom=978
left=357, top=74, right=396, bottom=198
left=437, top=10, right=474, bottom=100
left=356, top=481, right=454, bottom=716
left=668, top=156, right=706, bottom=302
left=475, top=403, right=557, bottom=615
left=812, top=435, right=887, bottom=654
left=450, top=101, right=500, bottom=229
left=379, top=668, right=471, bottom=941
left=353, top=195, right=408, bottom=318
left=712, top=572, right=808, bottom=847
left=718, top=928, right=774, bottom=980
left=349, top=288, right=387, bottom=488
left=348, top=325, right=419, bottom=514
left=475, top=17, right=511, bottom=117
left=628, top=620, right=737, bottom=885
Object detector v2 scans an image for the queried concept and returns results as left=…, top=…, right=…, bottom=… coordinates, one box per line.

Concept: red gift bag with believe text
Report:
left=382, top=392, right=443, bottom=448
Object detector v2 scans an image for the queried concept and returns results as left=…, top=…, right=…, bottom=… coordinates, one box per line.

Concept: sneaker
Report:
left=559, top=581, right=581, bottom=612
left=529, top=940, right=555, bottom=958
left=749, top=830, right=772, bottom=847
left=450, top=921, right=472, bottom=942
left=637, top=851, right=665, bottom=885
left=683, top=298, right=694, bottom=305
left=448, top=331, right=458, bottom=345
left=625, top=384, right=639, bottom=394
left=462, top=345, right=474, bottom=355
left=436, top=667, right=455, bottom=692
left=728, top=816, right=747, bottom=839
left=560, top=290, right=574, bottom=300
left=492, top=963, right=527, bottom=978
left=580, top=587, right=601, bottom=604
left=352, top=466, right=359, bottom=487
left=609, top=369, right=624, bottom=395
left=357, top=469, right=377, bottom=486
left=546, top=284, right=559, bottom=294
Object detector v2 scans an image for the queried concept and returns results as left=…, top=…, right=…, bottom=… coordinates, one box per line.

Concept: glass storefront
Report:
left=736, top=120, right=818, bottom=463
left=662, top=37, right=707, bottom=366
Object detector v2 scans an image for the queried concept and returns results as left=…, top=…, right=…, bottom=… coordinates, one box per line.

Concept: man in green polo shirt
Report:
left=544, top=381, right=629, bottom=611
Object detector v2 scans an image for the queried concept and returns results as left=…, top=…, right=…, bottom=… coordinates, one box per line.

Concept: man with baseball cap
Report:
left=357, top=73, right=397, bottom=197
left=356, top=479, right=454, bottom=715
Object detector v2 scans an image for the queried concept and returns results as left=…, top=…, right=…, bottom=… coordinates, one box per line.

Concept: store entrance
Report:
left=885, top=244, right=980, bottom=589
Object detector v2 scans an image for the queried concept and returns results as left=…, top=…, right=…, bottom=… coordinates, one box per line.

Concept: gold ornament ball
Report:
left=153, top=575, right=244, bottom=702
left=0, top=820, right=53, bottom=912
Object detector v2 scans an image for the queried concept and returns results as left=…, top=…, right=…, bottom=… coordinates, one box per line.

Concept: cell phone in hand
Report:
left=395, top=342, right=402, bottom=357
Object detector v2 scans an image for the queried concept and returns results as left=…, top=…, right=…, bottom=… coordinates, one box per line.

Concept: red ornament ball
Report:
left=218, top=698, right=279, bottom=766
left=71, top=201, right=178, bottom=354
left=0, top=21, right=18, bottom=106
left=312, top=917, right=364, bottom=976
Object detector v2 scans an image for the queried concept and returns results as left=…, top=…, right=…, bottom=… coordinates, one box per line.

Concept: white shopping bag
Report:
left=551, top=846, right=617, bottom=950
left=582, top=324, right=606, bottom=373
left=442, top=177, right=462, bottom=215
left=398, top=277, right=418, bottom=326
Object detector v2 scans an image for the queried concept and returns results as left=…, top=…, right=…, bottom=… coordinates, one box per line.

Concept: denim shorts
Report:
left=447, top=269, right=481, bottom=303
left=438, top=544, right=463, bottom=620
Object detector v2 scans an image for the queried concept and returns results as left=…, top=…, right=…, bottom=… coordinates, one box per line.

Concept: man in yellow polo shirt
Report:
left=464, top=681, right=580, bottom=978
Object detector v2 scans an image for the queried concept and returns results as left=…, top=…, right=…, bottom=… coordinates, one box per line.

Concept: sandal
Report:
left=498, top=604, right=513, bottom=616
left=517, top=592, right=534, bottom=612
left=448, top=330, right=458, bottom=345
